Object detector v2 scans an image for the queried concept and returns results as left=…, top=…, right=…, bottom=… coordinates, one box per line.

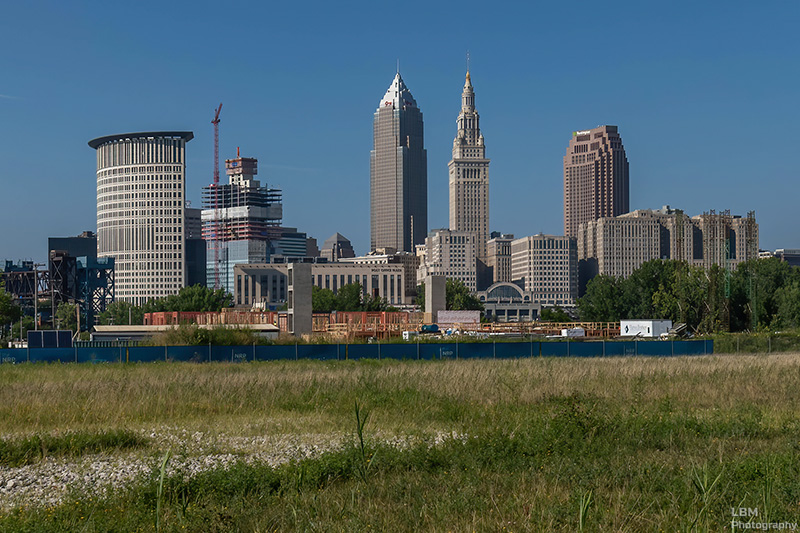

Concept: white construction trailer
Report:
left=620, top=319, right=672, bottom=338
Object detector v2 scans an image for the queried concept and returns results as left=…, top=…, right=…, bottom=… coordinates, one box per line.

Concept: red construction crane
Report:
left=212, top=103, right=222, bottom=290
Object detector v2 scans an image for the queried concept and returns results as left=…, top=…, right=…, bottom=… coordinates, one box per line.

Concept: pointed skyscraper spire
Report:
left=462, top=70, right=475, bottom=111
left=380, top=71, right=417, bottom=109
left=370, top=72, right=428, bottom=253
left=448, top=66, right=490, bottom=286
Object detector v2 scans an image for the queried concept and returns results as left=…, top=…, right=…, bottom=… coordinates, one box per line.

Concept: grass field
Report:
left=1, top=354, right=800, bottom=531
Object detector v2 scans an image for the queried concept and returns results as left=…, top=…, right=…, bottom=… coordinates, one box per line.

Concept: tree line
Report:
left=578, top=258, right=800, bottom=333
left=0, top=285, right=234, bottom=337
left=311, top=282, right=396, bottom=313
left=96, top=285, right=232, bottom=326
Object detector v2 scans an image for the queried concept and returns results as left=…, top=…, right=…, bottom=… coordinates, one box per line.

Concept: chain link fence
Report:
left=710, top=334, right=800, bottom=354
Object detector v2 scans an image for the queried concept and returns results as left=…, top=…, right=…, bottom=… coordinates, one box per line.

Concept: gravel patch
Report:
left=0, top=428, right=349, bottom=511
left=0, top=428, right=464, bottom=511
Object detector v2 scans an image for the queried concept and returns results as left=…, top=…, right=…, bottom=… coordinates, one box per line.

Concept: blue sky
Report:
left=1, top=1, right=797, bottom=262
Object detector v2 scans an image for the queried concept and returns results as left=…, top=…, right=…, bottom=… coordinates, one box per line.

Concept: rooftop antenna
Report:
left=466, top=50, right=470, bottom=73
left=396, top=58, right=400, bottom=74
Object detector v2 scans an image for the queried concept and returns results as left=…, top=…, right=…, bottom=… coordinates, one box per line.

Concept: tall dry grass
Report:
left=4, top=354, right=800, bottom=531
left=1, top=354, right=800, bottom=437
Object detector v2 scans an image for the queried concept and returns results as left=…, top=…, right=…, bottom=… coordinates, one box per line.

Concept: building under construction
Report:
left=202, top=154, right=283, bottom=294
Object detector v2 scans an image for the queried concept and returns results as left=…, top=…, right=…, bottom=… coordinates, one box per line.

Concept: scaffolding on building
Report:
left=201, top=147, right=284, bottom=293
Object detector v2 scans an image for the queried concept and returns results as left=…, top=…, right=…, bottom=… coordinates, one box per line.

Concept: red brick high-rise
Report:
left=563, top=125, right=629, bottom=238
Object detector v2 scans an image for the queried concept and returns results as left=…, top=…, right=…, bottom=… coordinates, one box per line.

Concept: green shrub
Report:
left=0, top=429, right=147, bottom=467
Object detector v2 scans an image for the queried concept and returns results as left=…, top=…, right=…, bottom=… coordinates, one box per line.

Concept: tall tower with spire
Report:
left=370, top=72, right=428, bottom=253
left=449, top=70, right=490, bottom=266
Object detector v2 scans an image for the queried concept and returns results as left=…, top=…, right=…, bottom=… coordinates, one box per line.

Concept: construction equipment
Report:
left=211, top=103, right=222, bottom=290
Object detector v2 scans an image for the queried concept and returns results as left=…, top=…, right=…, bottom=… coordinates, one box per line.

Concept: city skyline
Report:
left=1, top=2, right=798, bottom=263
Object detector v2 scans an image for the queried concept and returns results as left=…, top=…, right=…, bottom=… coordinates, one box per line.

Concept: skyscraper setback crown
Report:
left=380, top=72, right=417, bottom=109
left=370, top=72, right=428, bottom=253
left=563, top=125, right=629, bottom=238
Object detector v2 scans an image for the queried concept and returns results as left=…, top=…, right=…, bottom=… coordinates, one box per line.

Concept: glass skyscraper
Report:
left=370, top=72, right=427, bottom=253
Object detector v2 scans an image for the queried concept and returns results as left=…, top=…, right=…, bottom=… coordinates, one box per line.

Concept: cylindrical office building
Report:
left=89, top=131, right=194, bottom=305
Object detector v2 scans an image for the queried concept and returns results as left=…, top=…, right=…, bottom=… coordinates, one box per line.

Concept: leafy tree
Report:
left=646, top=260, right=709, bottom=330
left=446, top=279, right=483, bottom=311
left=313, top=283, right=392, bottom=313
left=676, top=264, right=712, bottom=330
left=144, top=324, right=268, bottom=346
left=541, top=306, right=571, bottom=322
left=415, top=283, right=425, bottom=309
left=55, top=302, right=78, bottom=332
left=361, top=293, right=391, bottom=312
left=774, top=281, right=800, bottom=329
left=98, top=301, right=145, bottom=326
left=623, top=259, right=680, bottom=319
left=0, top=281, right=21, bottom=329
left=577, top=258, right=800, bottom=334
left=730, top=258, right=800, bottom=331
left=578, top=259, right=716, bottom=332
left=9, top=315, right=34, bottom=341
left=312, top=286, right=337, bottom=313
left=577, top=275, right=625, bottom=321
left=693, top=265, right=723, bottom=333
left=775, top=280, right=800, bottom=329
left=143, top=285, right=232, bottom=313
left=335, top=283, right=364, bottom=311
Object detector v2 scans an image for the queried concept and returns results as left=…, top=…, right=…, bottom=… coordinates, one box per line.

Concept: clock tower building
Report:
left=448, top=71, right=490, bottom=269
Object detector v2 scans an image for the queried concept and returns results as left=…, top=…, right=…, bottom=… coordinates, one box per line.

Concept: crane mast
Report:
left=212, top=103, right=222, bottom=290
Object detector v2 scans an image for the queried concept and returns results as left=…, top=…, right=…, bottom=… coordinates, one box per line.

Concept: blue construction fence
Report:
left=0, top=339, right=713, bottom=364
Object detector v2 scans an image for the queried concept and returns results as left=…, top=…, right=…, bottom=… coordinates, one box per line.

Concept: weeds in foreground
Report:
left=155, top=448, right=171, bottom=533
left=688, top=463, right=724, bottom=533
left=0, top=430, right=147, bottom=467
left=578, top=489, right=593, bottom=532
left=354, top=400, right=377, bottom=482
left=3, top=421, right=796, bottom=532
left=761, top=458, right=775, bottom=524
